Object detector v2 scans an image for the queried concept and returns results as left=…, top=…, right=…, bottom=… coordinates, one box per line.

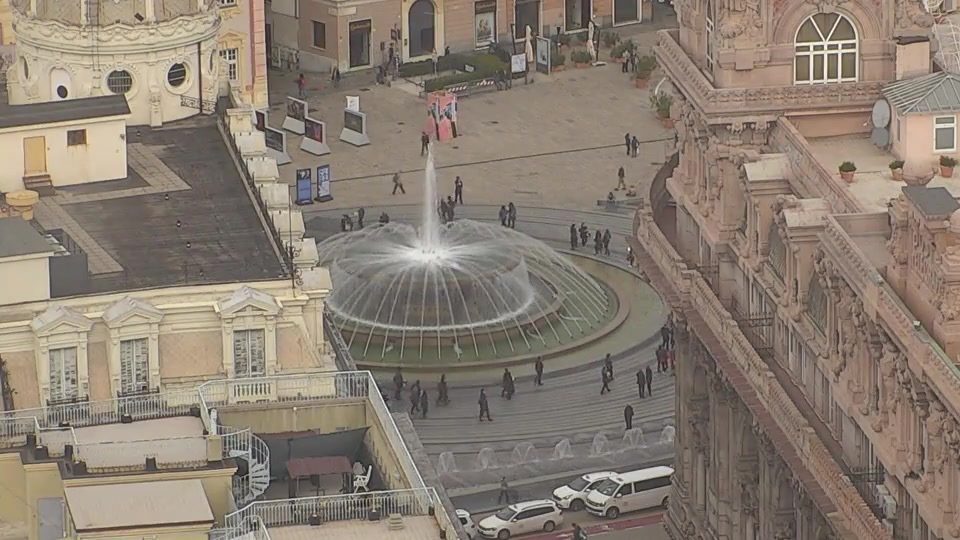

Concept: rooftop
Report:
left=268, top=517, right=441, bottom=540
left=883, top=72, right=960, bottom=115
left=0, top=95, right=130, bottom=130
left=0, top=219, right=55, bottom=258
left=65, top=479, right=214, bottom=531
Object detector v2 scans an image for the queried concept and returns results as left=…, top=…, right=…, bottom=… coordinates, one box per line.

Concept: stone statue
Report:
left=896, top=0, right=935, bottom=29
left=586, top=18, right=597, bottom=63
left=926, top=401, right=947, bottom=478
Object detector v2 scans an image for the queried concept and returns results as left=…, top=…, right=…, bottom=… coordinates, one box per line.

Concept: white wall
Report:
left=271, top=0, right=296, bottom=18
left=0, top=256, right=50, bottom=305
left=0, top=117, right=128, bottom=192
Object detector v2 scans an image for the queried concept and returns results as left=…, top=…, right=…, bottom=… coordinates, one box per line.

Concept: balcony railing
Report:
left=210, top=516, right=272, bottom=540
left=633, top=202, right=891, bottom=540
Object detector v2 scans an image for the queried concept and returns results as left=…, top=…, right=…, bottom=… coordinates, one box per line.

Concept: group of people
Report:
left=625, top=320, right=677, bottom=431
left=569, top=224, right=613, bottom=256
left=623, top=132, right=641, bottom=158
left=498, top=203, right=518, bottom=228
left=392, top=370, right=451, bottom=420
left=438, top=176, right=465, bottom=224
left=339, top=208, right=390, bottom=232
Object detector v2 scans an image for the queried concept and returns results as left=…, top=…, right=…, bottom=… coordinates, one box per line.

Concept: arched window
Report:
left=794, top=13, right=858, bottom=85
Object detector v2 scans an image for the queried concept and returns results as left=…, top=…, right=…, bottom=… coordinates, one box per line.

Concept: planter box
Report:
left=891, top=168, right=903, bottom=182
left=575, top=63, right=590, bottom=69
left=840, top=171, right=856, bottom=183
left=635, top=78, right=649, bottom=88
left=941, top=165, right=955, bottom=178
left=552, top=65, right=566, bottom=72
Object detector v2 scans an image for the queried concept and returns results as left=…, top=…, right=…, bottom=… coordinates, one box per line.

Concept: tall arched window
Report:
left=794, top=13, right=858, bottom=85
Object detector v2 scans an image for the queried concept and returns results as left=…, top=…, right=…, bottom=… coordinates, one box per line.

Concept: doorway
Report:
left=565, top=0, right=592, bottom=32
left=265, top=23, right=274, bottom=68
left=514, top=0, right=541, bottom=39
left=408, top=0, right=436, bottom=58
left=349, top=20, right=372, bottom=68
left=23, top=136, right=47, bottom=175
left=614, top=0, right=639, bottom=24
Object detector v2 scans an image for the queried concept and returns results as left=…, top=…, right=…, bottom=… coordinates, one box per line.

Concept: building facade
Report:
left=632, top=0, right=960, bottom=539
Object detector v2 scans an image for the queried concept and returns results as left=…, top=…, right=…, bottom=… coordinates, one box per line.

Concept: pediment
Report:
left=218, top=286, right=280, bottom=318
left=102, top=296, right=164, bottom=328
left=30, top=305, right=94, bottom=336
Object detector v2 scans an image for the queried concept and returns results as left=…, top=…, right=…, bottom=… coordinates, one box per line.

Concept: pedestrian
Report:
left=446, top=195, right=456, bottom=221
left=439, top=199, right=449, bottom=224
left=602, top=229, right=612, bottom=256
left=507, top=202, right=517, bottom=228
left=392, top=172, right=406, bottom=195
left=579, top=223, right=589, bottom=247
left=340, top=214, right=349, bottom=232
left=656, top=345, right=666, bottom=373
left=621, top=49, right=631, bottom=73
left=478, top=388, right=493, bottom=421
left=624, top=133, right=631, bottom=156
left=297, top=73, right=306, bottom=98
left=421, top=132, right=430, bottom=156
left=600, top=366, right=612, bottom=395
left=393, top=368, right=405, bottom=401
left=645, top=364, right=653, bottom=396
left=604, top=353, right=614, bottom=380
left=501, top=368, right=515, bottom=399
left=661, top=323, right=671, bottom=349
left=437, top=374, right=449, bottom=405
left=454, top=176, right=464, bottom=204
left=572, top=523, right=588, bottom=540
left=409, top=385, right=420, bottom=415
left=617, top=166, right=626, bottom=191
left=432, top=49, right=439, bottom=74
left=357, top=207, right=365, bottom=229
left=594, top=230, right=603, bottom=255
left=631, top=136, right=640, bottom=158
left=624, top=403, right=634, bottom=431
left=410, top=379, right=421, bottom=404
left=380, top=211, right=390, bottom=224
left=570, top=224, right=579, bottom=250
left=669, top=347, right=676, bottom=374
left=499, top=205, right=509, bottom=227
left=331, top=66, right=341, bottom=88
left=419, top=390, right=429, bottom=419
left=637, top=368, right=646, bottom=398
left=534, top=356, right=544, bottom=386
left=498, top=476, right=511, bottom=504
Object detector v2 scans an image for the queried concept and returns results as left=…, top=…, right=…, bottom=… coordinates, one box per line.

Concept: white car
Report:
left=552, top=471, right=618, bottom=511
left=478, top=500, right=564, bottom=539
left=457, top=509, right=478, bottom=539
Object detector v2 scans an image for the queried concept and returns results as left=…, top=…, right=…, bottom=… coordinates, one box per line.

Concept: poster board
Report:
left=315, top=165, right=333, bottom=203
left=339, top=109, right=370, bottom=146
left=300, top=117, right=331, bottom=156
left=536, top=36, right=551, bottom=75
left=295, top=168, right=314, bottom=205
left=263, top=126, right=291, bottom=165
left=425, top=92, right=459, bottom=143
left=254, top=109, right=267, bottom=132
left=511, top=53, right=526, bottom=74
left=282, top=96, right=307, bottom=135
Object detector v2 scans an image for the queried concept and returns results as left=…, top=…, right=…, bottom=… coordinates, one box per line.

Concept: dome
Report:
left=23, top=0, right=215, bottom=26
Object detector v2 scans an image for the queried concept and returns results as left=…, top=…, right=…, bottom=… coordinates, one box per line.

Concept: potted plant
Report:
left=838, top=161, right=857, bottom=183
left=889, top=160, right=905, bottom=181
left=551, top=52, right=566, bottom=72
left=940, top=155, right=957, bottom=177
left=602, top=31, right=620, bottom=48
left=558, top=33, right=572, bottom=51
left=571, top=49, right=593, bottom=68
left=650, top=94, right=674, bottom=127
left=634, top=68, right=652, bottom=88
left=610, top=39, right=635, bottom=62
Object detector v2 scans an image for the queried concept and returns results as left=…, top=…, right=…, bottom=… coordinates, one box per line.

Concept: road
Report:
left=470, top=509, right=667, bottom=540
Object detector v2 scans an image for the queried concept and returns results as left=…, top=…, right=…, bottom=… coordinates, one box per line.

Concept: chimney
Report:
left=896, top=36, right=931, bottom=81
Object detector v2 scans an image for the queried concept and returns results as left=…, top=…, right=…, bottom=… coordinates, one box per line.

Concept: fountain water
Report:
left=622, top=428, right=645, bottom=448
left=314, top=148, right=611, bottom=362
left=660, top=425, right=676, bottom=444
left=590, top=433, right=610, bottom=456
left=438, top=451, right=457, bottom=474
left=477, top=447, right=498, bottom=470
left=512, top=442, right=539, bottom=464
left=552, top=438, right=574, bottom=460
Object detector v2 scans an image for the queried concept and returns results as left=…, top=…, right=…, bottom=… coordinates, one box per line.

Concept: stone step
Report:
left=23, top=174, right=55, bottom=197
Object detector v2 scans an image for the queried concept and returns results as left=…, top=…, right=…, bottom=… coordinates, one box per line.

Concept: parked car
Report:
left=478, top=500, right=564, bottom=539
left=585, top=466, right=673, bottom=519
left=457, top=509, right=478, bottom=539
left=552, top=471, right=618, bottom=511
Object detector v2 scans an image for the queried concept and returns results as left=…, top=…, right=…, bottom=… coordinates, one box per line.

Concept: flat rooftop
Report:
left=268, top=517, right=441, bottom=540
left=33, top=117, right=284, bottom=294
left=0, top=95, right=129, bottom=130
left=65, top=478, right=213, bottom=531
left=42, top=416, right=207, bottom=471
left=807, top=135, right=960, bottom=211
left=0, top=218, right=55, bottom=258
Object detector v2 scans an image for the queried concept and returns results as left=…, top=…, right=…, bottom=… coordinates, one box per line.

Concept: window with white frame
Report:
left=220, top=48, right=239, bottom=82
left=49, top=347, right=79, bottom=403
left=119, top=338, right=149, bottom=395
left=794, top=13, right=858, bottom=85
left=935, top=116, right=957, bottom=152
left=234, top=329, right=266, bottom=378
left=705, top=0, right=716, bottom=72
left=218, top=0, right=237, bottom=6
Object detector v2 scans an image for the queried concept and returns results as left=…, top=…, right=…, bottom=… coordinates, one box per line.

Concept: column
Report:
left=145, top=0, right=156, bottom=22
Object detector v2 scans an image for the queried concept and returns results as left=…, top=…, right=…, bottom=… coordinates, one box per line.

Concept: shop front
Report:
left=349, top=19, right=371, bottom=68
left=474, top=0, right=497, bottom=48
left=514, top=0, right=540, bottom=39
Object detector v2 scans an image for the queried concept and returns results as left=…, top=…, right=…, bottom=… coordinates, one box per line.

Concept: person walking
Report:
left=645, top=364, right=653, bottom=396
left=534, top=356, right=544, bottom=386
left=602, top=229, right=612, bottom=256
left=579, top=223, right=589, bottom=247
left=437, top=374, right=449, bottom=406
left=624, top=403, right=634, bottom=431
left=421, top=132, right=430, bottom=156
left=478, top=388, right=492, bottom=421
left=570, top=224, right=579, bottom=250
left=357, top=207, right=365, bottom=229
left=594, top=230, right=603, bottom=256
left=572, top=523, right=588, bottom=540
left=631, top=136, right=640, bottom=158
left=418, top=390, right=429, bottom=418
left=410, top=379, right=421, bottom=404
left=392, top=172, right=406, bottom=195
left=499, top=205, right=509, bottom=227
left=617, top=166, right=626, bottom=191
left=498, top=477, right=512, bottom=504
left=624, top=133, right=631, bottom=156
left=661, top=323, right=672, bottom=349
left=297, top=73, right=306, bottom=98
left=656, top=345, right=666, bottom=373
left=454, top=176, right=464, bottom=204
left=446, top=195, right=456, bottom=221
left=604, top=353, right=614, bottom=380
left=621, top=49, right=631, bottom=73
left=380, top=211, right=390, bottom=224
left=501, top=368, right=515, bottom=399
left=409, top=385, right=420, bottom=415
left=507, top=202, right=517, bottom=229
left=600, top=366, right=612, bottom=395
left=637, top=368, right=646, bottom=398
left=392, top=368, right=405, bottom=401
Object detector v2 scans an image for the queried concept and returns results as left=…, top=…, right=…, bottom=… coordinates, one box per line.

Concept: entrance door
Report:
left=408, top=0, right=436, bottom=58
left=349, top=20, right=372, bottom=68
left=614, top=0, right=639, bottom=24
left=23, top=136, right=47, bottom=175
left=515, top=0, right=540, bottom=39
left=565, top=0, right=591, bottom=31
left=265, top=23, right=274, bottom=68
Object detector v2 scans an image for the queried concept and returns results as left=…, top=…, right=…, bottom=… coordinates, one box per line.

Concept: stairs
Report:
left=225, top=430, right=271, bottom=504
left=387, top=514, right=405, bottom=530
left=22, top=174, right=55, bottom=196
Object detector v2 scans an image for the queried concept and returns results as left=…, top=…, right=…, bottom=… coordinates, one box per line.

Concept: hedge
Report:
left=422, top=53, right=507, bottom=92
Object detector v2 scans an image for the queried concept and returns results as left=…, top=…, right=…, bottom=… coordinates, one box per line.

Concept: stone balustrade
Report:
left=634, top=202, right=890, bottom=540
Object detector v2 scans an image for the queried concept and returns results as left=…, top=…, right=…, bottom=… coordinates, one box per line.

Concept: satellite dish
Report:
left=872, top=100, right=891, bottom=128
left=871, top=127, right=890, bottom=149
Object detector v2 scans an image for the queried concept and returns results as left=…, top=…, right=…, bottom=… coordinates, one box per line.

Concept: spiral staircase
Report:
left=210, top=409, right=271, bottom=505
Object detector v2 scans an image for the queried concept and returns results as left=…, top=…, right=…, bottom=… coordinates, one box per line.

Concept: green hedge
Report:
left=422, top=53, right=507, bottom=92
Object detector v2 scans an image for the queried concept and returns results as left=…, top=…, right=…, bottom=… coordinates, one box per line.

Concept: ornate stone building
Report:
left=631, top=0, right=960, bottom=539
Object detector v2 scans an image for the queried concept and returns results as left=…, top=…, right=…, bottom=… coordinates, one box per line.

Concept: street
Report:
left=470, top=509, right=667, bottom=540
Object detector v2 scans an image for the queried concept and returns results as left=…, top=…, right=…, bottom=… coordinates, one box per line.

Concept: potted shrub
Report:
left=635, top=68, right=652, bottom=88
left=838, top=161, right=857, bottom=183
left=571, top=49, right=593, bottom=68
left=558, top=33, right=572, bottom=51
left=889, top=160, right=905, bottom=181
left=610, top=39, right=635, bottom=62
left=940, top=155, right=957, bottom=177
left=650, top=94, right=674, bottom=127
left=602, top=31, right=620, bottom=48
left=551, top=52, right=566, bottom=72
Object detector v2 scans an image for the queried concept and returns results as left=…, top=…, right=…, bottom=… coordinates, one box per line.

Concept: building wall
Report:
left=891, top=111, right=960, bottom=168
left=216, top=401, right=369, bottom=434
left=0, top=256, right=50, bottom=306
left=0, top=117, right=128, bottom=192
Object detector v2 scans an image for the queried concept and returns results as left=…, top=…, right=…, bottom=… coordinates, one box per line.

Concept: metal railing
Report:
left=209, top=516, right=272, bottom=540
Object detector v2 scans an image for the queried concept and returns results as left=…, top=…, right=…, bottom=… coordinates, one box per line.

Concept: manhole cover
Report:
left=398, top=122, right=405, bottom=125
left=359, top=88, right=371, bottom=92
left=490, top=120, right=499, bottom=124
left=452, top=146, right=459, bottom=149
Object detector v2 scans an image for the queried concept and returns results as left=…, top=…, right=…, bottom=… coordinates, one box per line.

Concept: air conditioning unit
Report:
left=881, top=495, right=897, bottom=519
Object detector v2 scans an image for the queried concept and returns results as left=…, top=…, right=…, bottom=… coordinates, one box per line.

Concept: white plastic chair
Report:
left=353, top=465, right=372, bottom=493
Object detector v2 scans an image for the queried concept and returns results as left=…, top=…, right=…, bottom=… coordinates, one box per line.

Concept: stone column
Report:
left=145, top=0, right=156, bottom=23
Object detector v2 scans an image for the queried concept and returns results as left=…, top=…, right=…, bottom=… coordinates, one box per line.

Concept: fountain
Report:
left=590, top=433, right=610, bottom=456
left=438, top=451, right=457, bottom=474
left=315, top=149, right=612, bottom=362
left=660, top=425, right=676, bottom=444
left=622, top=428, right=645, bottom=448
left=552, top=438, right=574, bottom=460
left=477, top=447, right=498, bottom=470
left=512, top=442, right=539, bottom=464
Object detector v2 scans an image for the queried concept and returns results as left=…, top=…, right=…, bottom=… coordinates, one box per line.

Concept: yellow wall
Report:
left=0, top=453, right=29, bottom=531
left=216, top=400, right=368, bottom=434
left=0, top=0, right=12, bottom=46
left=25, top=462, right=66, bottom=540
left=0, top=256, right=50, bottom=316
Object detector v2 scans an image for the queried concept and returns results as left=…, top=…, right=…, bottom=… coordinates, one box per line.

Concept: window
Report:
left=233, top=329, right=266, bottom=377
left=705, top=0, right=716, bottom=72
left=617, top=483, right=633, bottom=496
left=220, top=48, right=239, bottom=81
left=312, top=21, right=327, bottom=49
left=167, top=63, right=187, bottom=87
left=56, top=85, right=68, bottom=99
left=935, top=115, right=956, bottom=152
left=48, top=347, right=79, bottom=403
left=119, top=338, right=149, bottom=395
left=106, top=69, right=133, bottom=94
left=767, top=223, right=786, bottom=282
left=66, top=129, right=87, bottom=146
left=794, top=13, right=858, bottom=84
left=218, top=0, right=237, bottom=5
left=635, top=476, right=671, bottom=491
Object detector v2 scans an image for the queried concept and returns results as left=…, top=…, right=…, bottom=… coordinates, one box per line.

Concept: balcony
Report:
left=654, top=29, right=885, bottom=118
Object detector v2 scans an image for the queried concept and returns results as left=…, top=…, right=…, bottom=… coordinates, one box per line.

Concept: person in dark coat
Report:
left=410, top=379, right=421, bottom=404
left=357, top=207, right=365, bottom=228
left=579, top=223, right=589, bottom=247
left=534, top=356, right=544, bottom=386
left=380, top=211, right=390, bottom=224
left=645, top=365, right=654, bottom=396
left=439, top=199, right=449, bottom=224
left=419, top=390, right=429, bottom=419
left=624, top=133, right=631, bottom=156
left=421, top=132, right=430, bottom=156
left=624, top=404, right=634, bottom=431
left=656, top=345, right=667, bottom=373
left=446, top=195, right=456, bottom=221
left=437, top=374, right=449, bottom=405
left=602, top=229, right=612, bottom=256
left=507, top=202, right=517, bottom=228
left=600, top=366, right=612, bottom=395
left=631, top=135, right=640, bottom=158
left=454, top=176, right=464, bottom=204
left=499, top=205, right=509, bottom=227
left=498, top=476, right=512, bottom=504
left=570, top=224, right=579, bottom=250
left=392, top=368, right=405, bottom=400
left=501, top=368, right=515, bottom=399
left=409, top=385, right=420, bottom=415
left=637, top=368, right=646, bottom=398
left=478, top=388, right=492, bottom=421
left=661, top=323, right=671, bottom=349
left=604, top=353, right=614, bottom=380
left=594, top=230, right=603, bottom=255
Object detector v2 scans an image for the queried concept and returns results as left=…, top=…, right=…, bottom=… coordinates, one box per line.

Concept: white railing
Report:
left=74, top=436, right=208, bottom=472
left=209, top=516, right=272, bottom=540
left=37, top=426, right=77, bottom=457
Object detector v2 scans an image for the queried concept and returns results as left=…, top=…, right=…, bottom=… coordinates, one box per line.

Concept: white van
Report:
left=584, top=466, right=673, bottom=519
left=552, top=471, right=617, bottom=511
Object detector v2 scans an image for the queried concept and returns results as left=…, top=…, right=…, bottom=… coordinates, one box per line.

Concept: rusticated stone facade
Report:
left=632, top=0, right=960, bottom=539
